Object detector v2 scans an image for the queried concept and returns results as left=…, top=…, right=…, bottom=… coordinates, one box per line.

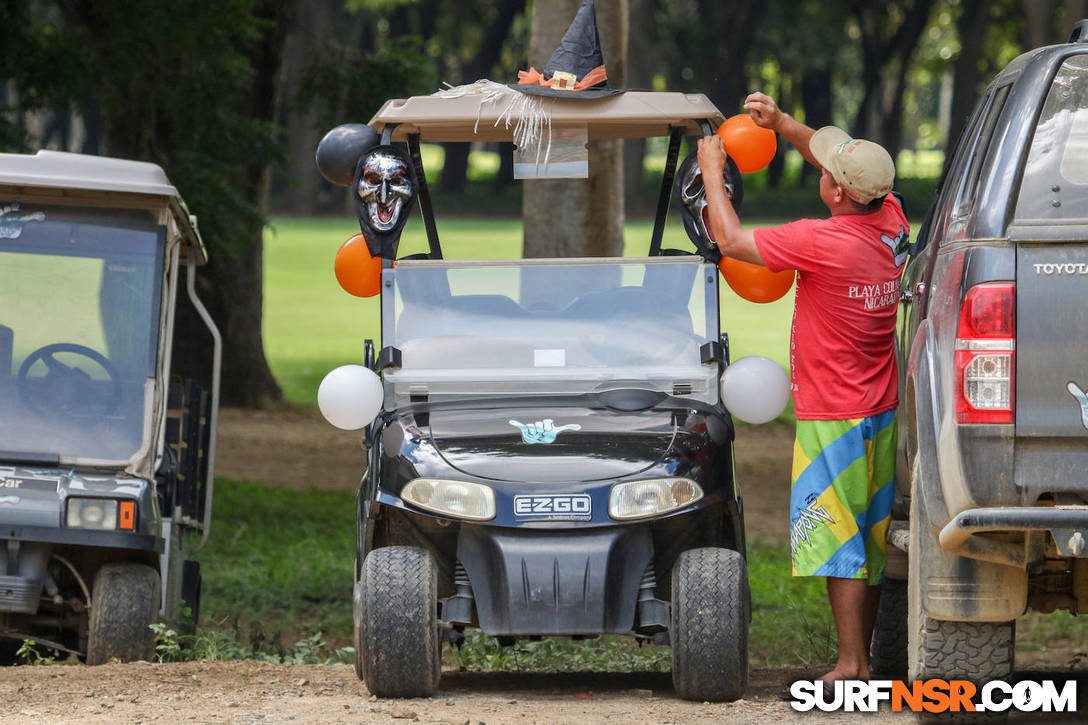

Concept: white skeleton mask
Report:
left=357, top=149, right=414, bottom=232
left=675, top=151, right=741, bottom=255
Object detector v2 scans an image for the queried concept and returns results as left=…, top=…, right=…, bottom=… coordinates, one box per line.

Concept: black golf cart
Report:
left=0, top=151, right=221, bottom=663
left=319, top=91, right=786, bottom=701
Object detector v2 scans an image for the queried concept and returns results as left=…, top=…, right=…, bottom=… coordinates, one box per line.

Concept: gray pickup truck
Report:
left=872, top=20, right=1088, bottom=700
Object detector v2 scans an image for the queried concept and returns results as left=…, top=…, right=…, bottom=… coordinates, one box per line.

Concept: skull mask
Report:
left=353, top=144, right=418, bottom=257
left=675, top=151, right=742, bottom=260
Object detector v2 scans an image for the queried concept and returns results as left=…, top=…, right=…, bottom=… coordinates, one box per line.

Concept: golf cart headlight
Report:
left=401, top=479, right=495, bottom=521
left=609, top=478, right=703, bottom=520
left=66, top=498, right=118, bottom=530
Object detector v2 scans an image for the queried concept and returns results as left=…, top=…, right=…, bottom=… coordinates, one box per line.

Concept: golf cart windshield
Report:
left=0, top=202, right=163, bottom=463
left=383, top=257, right=719, bottom=405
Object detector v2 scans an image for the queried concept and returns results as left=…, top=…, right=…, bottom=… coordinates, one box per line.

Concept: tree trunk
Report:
left=55, top=0, right=291, bottom=407
left=439, top=0, right=527, bottom=194
left=698, top=0, right=763, bottom=117
left=799, top=66, right=833, bottom=186
left=851, top=0, right=936, bottom=157
left=523, top=0, right=628, bottom=260
left=179, top=0, right=291, bottom=407
left=944, top=0, right=993, bottom=175
left=274, top=0, right=339, bottom=215
left=1022, top=0, right=1061, bottom=48
left=623, top=0, right=654, bottom=213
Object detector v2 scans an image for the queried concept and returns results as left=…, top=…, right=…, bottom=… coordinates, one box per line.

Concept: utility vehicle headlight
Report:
left=66, top=498, right=118, bottom=530
left=401, top=479, right=495, bottom=521
left=609, top=478, right=703, bottom=520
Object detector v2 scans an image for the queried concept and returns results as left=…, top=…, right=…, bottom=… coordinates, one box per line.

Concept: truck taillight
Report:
left=954, top=282, right=1015, bottom=423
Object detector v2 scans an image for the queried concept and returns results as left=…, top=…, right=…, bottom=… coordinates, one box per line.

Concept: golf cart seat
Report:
left=565, top=285, right=694, bottom=333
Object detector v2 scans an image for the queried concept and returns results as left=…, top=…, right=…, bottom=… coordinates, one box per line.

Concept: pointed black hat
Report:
left=514, top=0, right=623, bottom=99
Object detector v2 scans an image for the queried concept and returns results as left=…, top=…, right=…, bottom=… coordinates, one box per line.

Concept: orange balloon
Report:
left=718, top=256, right=795, bottom=304
left=335, top=233, right=382, bottom=297
left=716, top=114, right=777, bottom=173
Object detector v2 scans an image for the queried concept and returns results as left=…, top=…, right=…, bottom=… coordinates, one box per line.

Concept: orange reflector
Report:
left=119, top=500, right=136, bottom=531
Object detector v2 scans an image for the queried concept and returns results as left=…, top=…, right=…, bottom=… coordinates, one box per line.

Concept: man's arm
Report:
left=743, top=92, right=819, bottom=170
left=696, top=135, right=763, bottom=265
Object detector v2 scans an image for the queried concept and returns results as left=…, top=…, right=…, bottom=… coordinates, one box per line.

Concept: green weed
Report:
left=15, top=639, right=57, bottom=666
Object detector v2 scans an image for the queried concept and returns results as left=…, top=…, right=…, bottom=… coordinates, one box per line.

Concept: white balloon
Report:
left=720, top=355, right=791, bottom=425
left=318, top=365, right=384, bottom=430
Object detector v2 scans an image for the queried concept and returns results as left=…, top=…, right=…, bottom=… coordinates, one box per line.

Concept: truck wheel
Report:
left=869, top=577, right=907, bottom=677
left=907, top=492, right=1013, bottom=723
left=357, top=546, right=441, bottom=697
left=670, top=547, right=749, bottom=702
left=86, top=563, right=161, bottom=665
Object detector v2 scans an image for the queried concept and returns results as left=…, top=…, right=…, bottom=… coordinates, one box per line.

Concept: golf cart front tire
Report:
left=356, top=546, right=441, bottom=697
left=670, top=547, right=749, bottom=701
left=86, top=563, right=161, bottom=664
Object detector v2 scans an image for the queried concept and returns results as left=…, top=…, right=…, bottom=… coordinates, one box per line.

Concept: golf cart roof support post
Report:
left=407, top=133, right=443, bottom=260
left=182, top=254, right=222, bottom=555
left=649, top=126, right=684, bottom=256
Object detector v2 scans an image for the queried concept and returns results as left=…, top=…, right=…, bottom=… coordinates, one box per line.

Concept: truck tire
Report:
left=357, top=546, right=441, bottom=697
left=870, top=577, right=908, bottom=677
left=670, top=547, right=749, bottom=702
left=907, top=491, right=1013, bottom=723
left=86, top=563, right=161, bottom=665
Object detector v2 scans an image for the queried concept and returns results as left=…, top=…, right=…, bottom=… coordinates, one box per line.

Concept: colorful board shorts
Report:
left=789, top=409, right=897, bottom=585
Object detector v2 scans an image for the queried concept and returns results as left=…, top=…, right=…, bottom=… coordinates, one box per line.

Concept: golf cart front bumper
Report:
left=454, top=524, right=655, bottom=636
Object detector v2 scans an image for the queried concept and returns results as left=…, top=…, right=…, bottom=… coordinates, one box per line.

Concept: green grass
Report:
left=192, top=479, right=356, bottom=658
left=264, top=217, right=795, bottom=405
left=193, top=481, right=834, bottom=668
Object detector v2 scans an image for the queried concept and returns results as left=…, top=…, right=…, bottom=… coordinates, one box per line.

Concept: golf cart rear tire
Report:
left=670, top=547, right=749, bottom=701
left=357, top=546, right=441, bottom=698
left=870, top=577, right=908, bottom=677
left=86, top=563, right=161, bottom=665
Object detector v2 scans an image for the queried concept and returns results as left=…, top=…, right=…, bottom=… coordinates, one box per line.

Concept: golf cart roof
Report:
left=369, top=91, right=721, bottom=142
left=0, top=150, right=207, bottom=264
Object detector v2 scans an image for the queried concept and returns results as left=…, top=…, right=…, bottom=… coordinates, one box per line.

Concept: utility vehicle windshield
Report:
left=383, top=257, right=719, bottom=405
left=0, top=202, right=163, bottom=463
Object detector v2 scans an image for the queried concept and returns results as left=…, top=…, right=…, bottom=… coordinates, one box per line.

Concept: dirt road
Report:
left=1, top=660, right=915, bottom=724
left=2, top=410, right=1081, bottom=723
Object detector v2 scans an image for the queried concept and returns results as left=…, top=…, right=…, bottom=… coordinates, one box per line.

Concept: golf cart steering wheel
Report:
left=17, top=343, right=123, bottom=418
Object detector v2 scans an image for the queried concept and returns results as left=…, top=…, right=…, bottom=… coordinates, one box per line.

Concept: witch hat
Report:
left=514, top=0, right=623, bottom=99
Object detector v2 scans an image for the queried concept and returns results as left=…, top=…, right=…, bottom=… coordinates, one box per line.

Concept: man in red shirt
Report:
left=698, top=92, right=908, bottom=686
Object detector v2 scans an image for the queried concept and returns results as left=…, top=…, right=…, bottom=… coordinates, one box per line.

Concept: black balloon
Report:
left=316, top=124, right=381, bottom=186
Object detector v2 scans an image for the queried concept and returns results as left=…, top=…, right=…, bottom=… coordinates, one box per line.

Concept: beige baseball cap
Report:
left=809, top=126, right=895, bottom=204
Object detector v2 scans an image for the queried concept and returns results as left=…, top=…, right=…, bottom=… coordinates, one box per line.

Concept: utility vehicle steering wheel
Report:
left=17, top=343, right=122, bottom=418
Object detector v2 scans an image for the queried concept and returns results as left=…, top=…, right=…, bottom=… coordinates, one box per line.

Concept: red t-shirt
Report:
left=753, top=194, right=909, bottom=420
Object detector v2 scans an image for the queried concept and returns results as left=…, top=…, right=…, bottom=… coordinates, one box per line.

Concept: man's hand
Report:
left=744, top=92, right=784, bottom=130
left=697, top=135, right=727, bottom=179
left=743, top=90, right=818, bottom=169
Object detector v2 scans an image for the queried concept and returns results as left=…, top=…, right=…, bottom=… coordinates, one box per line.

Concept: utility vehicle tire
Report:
left=357, top=546, right=441, bottom=698
left=670, top=547, right=749, bottom=702
left=869, top=577, right=908, bottom=677
left=86, top=563, right=161, bottom=665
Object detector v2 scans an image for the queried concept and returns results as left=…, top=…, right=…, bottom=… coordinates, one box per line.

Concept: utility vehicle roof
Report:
left=369, top=91, right=721, bottom=142
left=0, top=150, right=206, bottom=264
